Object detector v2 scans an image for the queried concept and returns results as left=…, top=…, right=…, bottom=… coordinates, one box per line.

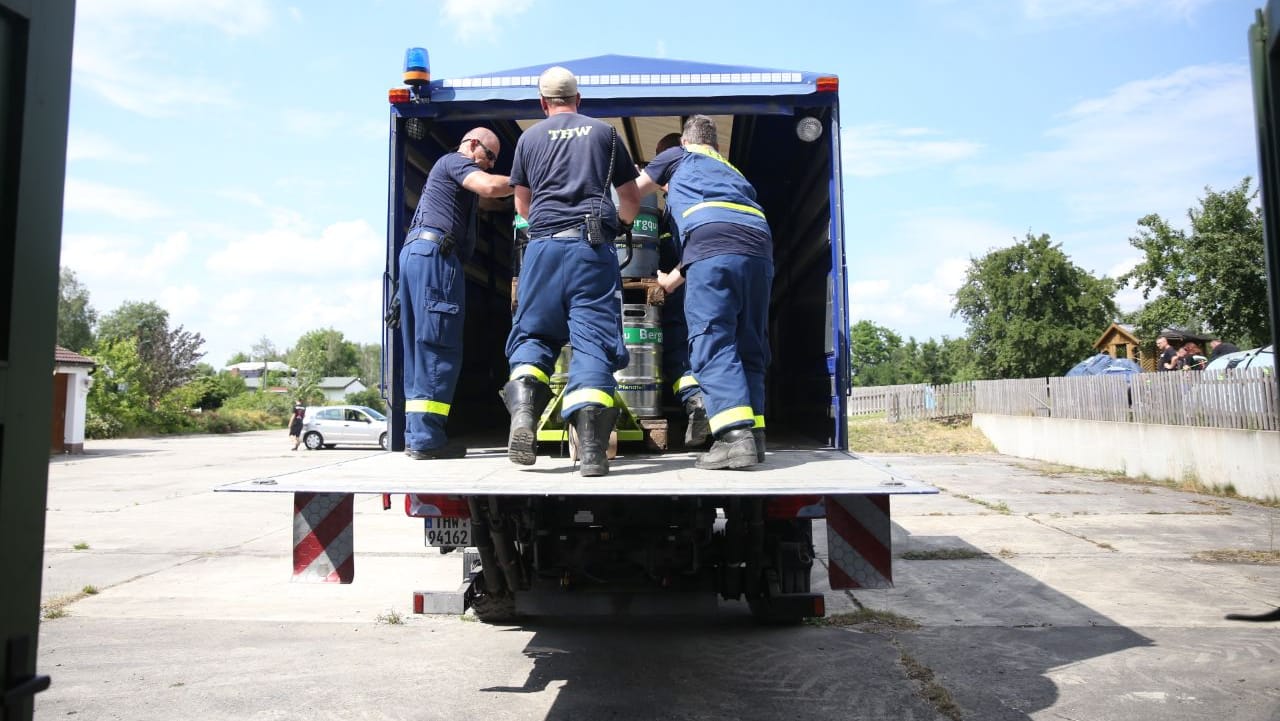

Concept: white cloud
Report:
left=441, top=0, right=534, bottom=44
left=963, top=63, right=1255, bottom=224
left=76, top=0, right=272, bottom=36
left=71, top=0, right=271, bottom=115
left=66, top=131, right=147, bottom=163
left=842, top=124, right=982, bottom=178
left=206, top=218, right=382, bottom=278
left=63, top=178, right=170, bottom=220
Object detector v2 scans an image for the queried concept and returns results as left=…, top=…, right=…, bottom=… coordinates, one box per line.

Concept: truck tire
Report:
left=469, top=593, right=518, bottom=623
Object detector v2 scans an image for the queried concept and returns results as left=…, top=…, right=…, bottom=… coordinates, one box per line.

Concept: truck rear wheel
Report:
left=468, top=571, right=519, bottom=623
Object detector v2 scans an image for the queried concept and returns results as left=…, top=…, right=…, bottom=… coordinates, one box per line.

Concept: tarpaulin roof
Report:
left=428, top=54, right=830, bottom=104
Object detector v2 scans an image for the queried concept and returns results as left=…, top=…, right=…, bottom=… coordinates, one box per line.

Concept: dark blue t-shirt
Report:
left=643, top=146, right=771, bottom=266
left=510, top=112, right=639, bottom=238
left=409, top=152, right=482, bottom=262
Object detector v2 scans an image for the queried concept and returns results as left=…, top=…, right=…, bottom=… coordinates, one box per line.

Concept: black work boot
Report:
left=406, top=440, right=467, bottom=460
left=696, top=428, right=758, bottom=470
left=751, top=428, right=766, bottom=463
left=683, top=393, right=711, bottom=447
left=573, top=405, right=620, bottom=477
left=503, top=377, right=552, bottom=465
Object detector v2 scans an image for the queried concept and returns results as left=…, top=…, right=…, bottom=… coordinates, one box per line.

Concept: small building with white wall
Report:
left=52, top=346, right=95, bottom=454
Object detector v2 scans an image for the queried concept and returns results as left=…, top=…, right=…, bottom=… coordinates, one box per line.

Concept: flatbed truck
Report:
left=218, top=50, right=936, bottom=623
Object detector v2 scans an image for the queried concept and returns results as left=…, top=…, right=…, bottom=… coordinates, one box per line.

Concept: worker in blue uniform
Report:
left=651, top=132, right=711, bottom=448
left=636, top=115, right=771, bottom=469
left=398, top=127, right=513, bottom=459
left=505, top=66, right=640, bottom=477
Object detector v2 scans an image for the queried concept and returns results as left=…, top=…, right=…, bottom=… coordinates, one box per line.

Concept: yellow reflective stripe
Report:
left=673, top=375, right=700, bottom=393
left=684, top=143, right=744, bottom=176
left=753, top=415, right=766, bottom=429
left=682, top=201, right=766, bottom=220
left=709, top=405, right=754, bottom=433
left=509, top=365, right=549, bottom=384
left=563, top=388, right=614, bottom=408
left=405, top=399, right=451, bottom=416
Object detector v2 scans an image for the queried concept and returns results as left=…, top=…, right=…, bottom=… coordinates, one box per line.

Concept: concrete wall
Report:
left=973, top=414, right=1280, bottom=501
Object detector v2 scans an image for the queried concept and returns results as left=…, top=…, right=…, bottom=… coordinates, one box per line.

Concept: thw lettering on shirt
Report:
left=547, top=126, right=594, bottom=140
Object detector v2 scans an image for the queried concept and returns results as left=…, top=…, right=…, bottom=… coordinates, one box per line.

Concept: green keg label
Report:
left=623, top=326, right=662, bottom=344
left=513, top=213, right=529, bottom=230
left=632, top=213, right=659, bottom=236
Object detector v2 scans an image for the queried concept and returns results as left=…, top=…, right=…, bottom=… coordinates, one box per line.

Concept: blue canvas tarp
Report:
left=1065, top=353, right=1143, bottom=377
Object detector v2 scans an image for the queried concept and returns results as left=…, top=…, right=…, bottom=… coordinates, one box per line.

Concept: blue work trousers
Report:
left=660, top=285, right=699, bottom=403
left=506, top=236, right=628, bottom=418
left=683, top=254, right=772, bottom=434
left=398, top=236, right=464, bottom=450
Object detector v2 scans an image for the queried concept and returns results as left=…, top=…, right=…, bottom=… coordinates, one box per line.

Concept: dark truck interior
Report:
left=387, top=98, right=842, bottom=451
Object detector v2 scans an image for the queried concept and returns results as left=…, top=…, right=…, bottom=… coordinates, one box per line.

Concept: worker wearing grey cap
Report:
left=503, top=66, right=641, bottom=477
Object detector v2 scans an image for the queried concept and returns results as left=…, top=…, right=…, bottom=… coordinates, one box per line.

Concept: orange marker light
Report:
left=388, top=88, right=411, bottom=104
left=816, top=76, right=839, bottom=93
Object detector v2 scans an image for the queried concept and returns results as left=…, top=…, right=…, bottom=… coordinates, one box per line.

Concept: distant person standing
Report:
left=288, top=402, right=306, bottom=451
left=1209, top=337, right=1240, bottom=360
left=1156, top=334, right=1179, bottom=371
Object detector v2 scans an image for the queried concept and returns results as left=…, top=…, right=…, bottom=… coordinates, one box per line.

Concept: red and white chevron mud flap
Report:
left=824, top=494, right=892, bottom=589
left=293, top=492, right=354, bottom=583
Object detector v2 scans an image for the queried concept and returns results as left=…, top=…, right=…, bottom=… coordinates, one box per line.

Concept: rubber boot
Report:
left=683, top=393, right=711, bottom=447
left=696, top=428, right=758, bottom=470
left=406, top=440, right=467, bottom=460
left=574, top=405, right=620, bottom=477
left=752, top=428, right=766, bottom=463
left=503, top=377, right=551, bottom=465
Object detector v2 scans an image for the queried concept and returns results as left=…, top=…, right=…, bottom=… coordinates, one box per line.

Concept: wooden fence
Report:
left=848, top=368, right=1278, bottom=431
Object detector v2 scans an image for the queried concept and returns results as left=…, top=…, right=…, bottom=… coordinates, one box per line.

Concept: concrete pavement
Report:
left=33, top=431, right=1280, bottom=720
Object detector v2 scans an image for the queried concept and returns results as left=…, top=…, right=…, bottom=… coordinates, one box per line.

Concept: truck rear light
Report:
left=388, top=88, right=411, bottom=104
left=816, top=75, right=839, bottom=93
left=404, top=494, right=471, bottom=518
left=765, top=495, right=825, bottom=519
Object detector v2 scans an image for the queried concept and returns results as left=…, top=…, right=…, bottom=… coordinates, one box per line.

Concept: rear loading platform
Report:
left=218, top=448, right=934, bottom=622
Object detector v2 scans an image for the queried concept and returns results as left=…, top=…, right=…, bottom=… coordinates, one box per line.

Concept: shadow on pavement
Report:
left=475, top=536, right=1153, bottom=720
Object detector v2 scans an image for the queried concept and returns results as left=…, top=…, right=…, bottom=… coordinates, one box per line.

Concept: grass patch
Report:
left=375, top=609, right=405, bottom=625
left=938, top=486, right=1011, bottom=515
left=997, top=548, right=1017, bottom=559
left=41, top=586, right=99, bottom=620
left=1192, top=549, right=1280, bottom=565
left=72, top=542, right=89, bottom=551
left=897, top=645, right=963, bottom=721
left=809, top=607, right=921, bottom=631
left=848, top=416, right=995, bottom=455
left=900, top=548, right=989, bottom=561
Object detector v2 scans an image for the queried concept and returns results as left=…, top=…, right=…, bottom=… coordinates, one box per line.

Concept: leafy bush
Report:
left=192, top=408, right=276, bottom=434
left=221, top=391, right=295, bottom=427
left=345, top=388, right=387, bottom=413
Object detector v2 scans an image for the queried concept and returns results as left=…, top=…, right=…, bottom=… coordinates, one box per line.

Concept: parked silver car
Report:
left=301, top=405, right=388, bottom=451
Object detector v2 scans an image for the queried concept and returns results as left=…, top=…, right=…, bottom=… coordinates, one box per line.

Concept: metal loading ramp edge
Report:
left=214, top=448, right=937, bottom=497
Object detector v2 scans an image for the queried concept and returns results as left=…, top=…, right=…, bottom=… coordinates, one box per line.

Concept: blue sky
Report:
left=62, top=0, right=1260, bottom=368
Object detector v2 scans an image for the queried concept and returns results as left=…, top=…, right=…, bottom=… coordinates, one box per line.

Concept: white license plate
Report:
left=424, top=517, right=471, bottom=547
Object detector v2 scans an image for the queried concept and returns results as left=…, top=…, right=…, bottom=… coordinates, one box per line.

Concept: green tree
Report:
left=288, top=328, right=361, bottom=379
left=356, top=342, right=382, bottom=391
left=953, top=232, right=1118, bottom=379
left=226, top=351, right=250, bottom=365
left=345, top=388, right=387, bottom=413
left=57, top=267, right=97, bottom=352
left=84, top=337, right=151, bottom=437
left=97, top=300, right=206, bottom=408
left=1121, top=179, right=1270, bottom=348
left=850, top=320, right=904, bottom=387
